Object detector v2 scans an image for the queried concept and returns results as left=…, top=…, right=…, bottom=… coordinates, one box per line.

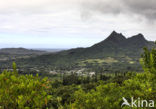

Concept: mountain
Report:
left=0, top=48, right=46, bottom=55
left=103, top=31, right=127, bottom=43
left=0, top=48, right=47, bottom=62
left=80, top=31, right=153, bottom=58
left=1, top=31, right=155, bottom=72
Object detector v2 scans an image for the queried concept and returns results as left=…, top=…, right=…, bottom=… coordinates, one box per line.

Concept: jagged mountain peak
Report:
left=91, top=31, right=151, bottom=51
left=127, top=33, right=147, bottom=42
left=110, top=30, right=118, bottom=35
left=110, top=30, right=123, bottom=35
left=105, top=31, right=126, bottom=42
left=131, top=33, right=146, bottom=40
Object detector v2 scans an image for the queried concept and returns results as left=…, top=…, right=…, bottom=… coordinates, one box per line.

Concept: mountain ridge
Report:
left=93, top=31, right=148, bottom=47
left=1, top=31, right=155, bottom=72
left=21, top=31, right=156, bottom=59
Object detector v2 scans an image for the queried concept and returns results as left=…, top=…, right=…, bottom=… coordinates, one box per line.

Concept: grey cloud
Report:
left=80, top=0, right=156, bottom=20
left=124, top=0, right=156, bottom=19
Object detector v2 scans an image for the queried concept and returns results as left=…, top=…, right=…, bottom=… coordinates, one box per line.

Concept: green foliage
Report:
left=66, top=45, right=156, bottom=109
left=141, top=46, right=156, bottom=74
left=12, top=62, right=17, bottom=74
left=0, top=63, right=52, bottom=109
left=63, top=73, right=80, bottom=85
left=69, top=73, right=154, bottom=109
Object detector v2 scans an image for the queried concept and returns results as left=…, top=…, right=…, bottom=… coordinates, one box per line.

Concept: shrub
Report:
left=0, top=63, right=52, bottom=109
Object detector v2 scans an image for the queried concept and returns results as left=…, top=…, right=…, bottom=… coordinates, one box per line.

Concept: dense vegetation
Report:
left=0, top=63, right=51, bottom=109
left=66, top=45, right=156, bottom=109
left=0, top=44, right=155, bottom=109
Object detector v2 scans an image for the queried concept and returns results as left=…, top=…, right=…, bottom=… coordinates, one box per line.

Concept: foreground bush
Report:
left=0, top=63, right=51, bottom=109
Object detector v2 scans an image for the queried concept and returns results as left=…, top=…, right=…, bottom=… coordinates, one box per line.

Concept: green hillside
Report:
left=1, top=31, right=155, bottom=73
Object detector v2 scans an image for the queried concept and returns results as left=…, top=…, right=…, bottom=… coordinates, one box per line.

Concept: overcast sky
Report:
left=0, top=0, right=156, bottom=49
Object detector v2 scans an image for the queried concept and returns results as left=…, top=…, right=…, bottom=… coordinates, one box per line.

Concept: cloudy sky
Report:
left=0, top=0, right=156, bottom=48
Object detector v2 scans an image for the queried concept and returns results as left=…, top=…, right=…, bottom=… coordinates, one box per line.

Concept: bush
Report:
left=141, top=47, right=156, bottom=74
left=0, top=63, right=52, bottom=109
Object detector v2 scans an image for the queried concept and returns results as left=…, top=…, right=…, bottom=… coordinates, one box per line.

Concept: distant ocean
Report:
left=31, top=48, right=68, bottom=52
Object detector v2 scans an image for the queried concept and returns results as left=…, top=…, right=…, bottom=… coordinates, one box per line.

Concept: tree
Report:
left=141, top=45, right=156, bottom=74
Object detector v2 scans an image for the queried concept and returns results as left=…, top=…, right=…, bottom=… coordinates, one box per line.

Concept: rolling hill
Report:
left=0, top=47, right=46, bottom=55
left=0, top=48, right=47, bottom=62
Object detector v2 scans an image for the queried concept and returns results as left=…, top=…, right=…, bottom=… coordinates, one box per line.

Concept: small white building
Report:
left=89, top=72, right=95, bottom=77
left=49, top=71, right=57, bottom=74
